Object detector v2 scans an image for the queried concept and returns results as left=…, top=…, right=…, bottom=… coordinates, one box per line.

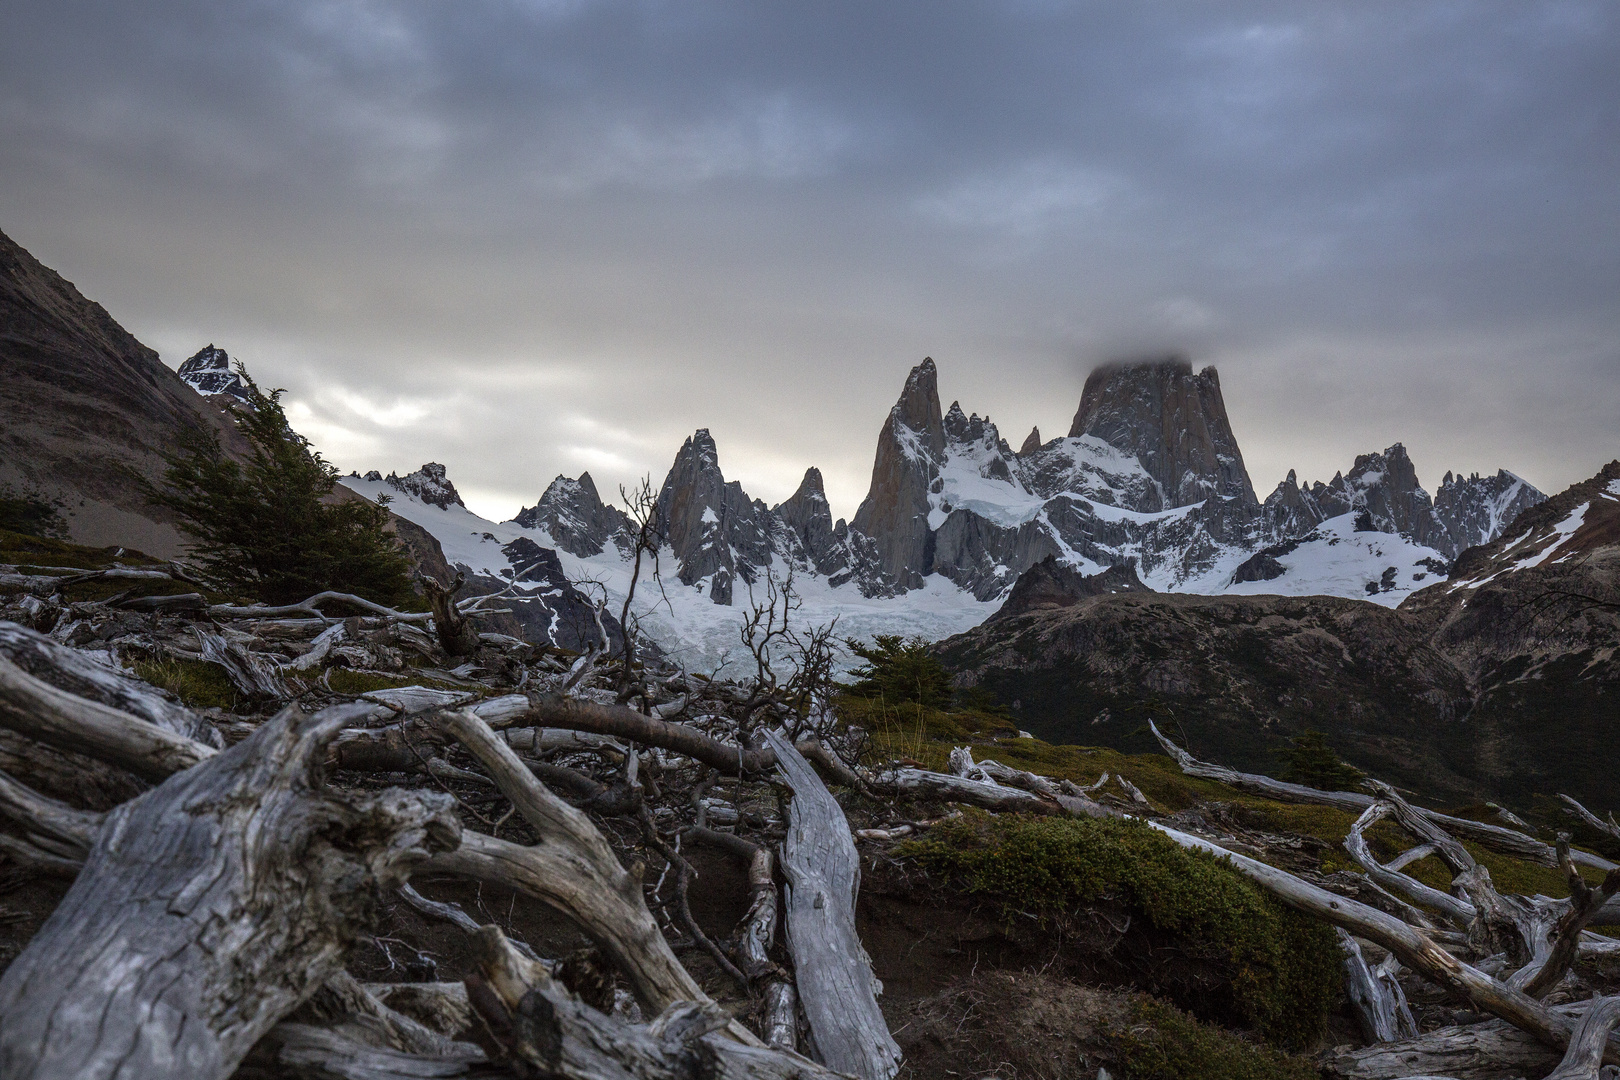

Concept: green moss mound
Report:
left=1122, top=997, right=1318, bottom=1080
left=902, top=813, right=1341, bottom=1049
left=133, top=658, right=239, bottom=711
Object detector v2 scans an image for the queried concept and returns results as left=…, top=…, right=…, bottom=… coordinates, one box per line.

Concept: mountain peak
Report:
left=1069, top=357, right=1257, bottom=507
left=385, top=462, right=464, bottom=510
left=176, top=344, right=254, bottom=408
left=1018, top=426, right=1042, bottom=456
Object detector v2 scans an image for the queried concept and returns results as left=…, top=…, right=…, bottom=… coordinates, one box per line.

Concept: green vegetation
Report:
left=0, top=486, right=67, bottom=540
left=842, top=635, right=954, bottom=708
left=132, top=657, right=239, bottom=710
left=1120, top=998, right=1317, bottom=1080
left=903, top=813, right=1342, bottom=1049
left=1281, top=729, right=1364, bottom=791
left=140, top=373, right=417, bottom=607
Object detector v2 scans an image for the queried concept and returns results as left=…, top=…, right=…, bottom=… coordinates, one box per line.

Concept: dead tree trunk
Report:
left=0, top=701, right=461, bottom=1080
left=766, top=731, right=901, bottom=1080
left=422, top=572, right=480, bottom=657
left=468, top=926, right=850, bottom=1080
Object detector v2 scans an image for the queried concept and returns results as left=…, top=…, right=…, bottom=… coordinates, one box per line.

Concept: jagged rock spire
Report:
left=1069, top=358, right=1257, bottom=507
left=1018, top=426, right=1042, bottom=456
left=849, top=358, right=945, bottom=590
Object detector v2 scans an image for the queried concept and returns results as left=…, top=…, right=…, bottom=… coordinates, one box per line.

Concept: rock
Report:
left=175, top=345, right=254, bottom=408
left=384, top=463, right=464, bottom=511
left=773, top=467, right=848, bottom=577
left=1018, top=426, right=1042, bottom=456
left=654, top=430, right=773, bottom=604
left=990, top=556, right=1151, bottom=621
left=1431, top=468, right=1546, bottom=558
left=513, top=472, right=630, bottom=558
left=849, top=358, right=947, bottom=591
left=1067, top=358, right=1258, bottom=507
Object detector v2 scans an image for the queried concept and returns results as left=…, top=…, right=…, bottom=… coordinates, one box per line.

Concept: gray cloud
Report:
left=2, top=0, right=1615, bottom=519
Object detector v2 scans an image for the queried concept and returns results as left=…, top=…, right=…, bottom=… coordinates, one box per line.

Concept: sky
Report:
left=2, top=1, right=1616, bottom=522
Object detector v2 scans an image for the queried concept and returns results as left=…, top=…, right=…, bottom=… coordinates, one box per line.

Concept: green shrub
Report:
left=902, top=813, right=1341, bottom=1049
left=141, top=373, right=417, bottom=607
left=842, top=634, right=953, bottom=707
left=1281, top=729, right=1364, bottom=792
left=0, top=486, right=67, bottom=540
left=1121, top=998, right=1318, bottom=1080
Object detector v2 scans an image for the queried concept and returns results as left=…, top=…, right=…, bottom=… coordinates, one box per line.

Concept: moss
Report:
left=132, top=658, right=239, bottom=711
left=1121, top=998, right=1318, bottom=1080
left=902, top=813, right=1342, bottom=1049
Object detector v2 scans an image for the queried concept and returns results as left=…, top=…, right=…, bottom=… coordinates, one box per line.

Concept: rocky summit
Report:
left=176, top=345, right=254, bottom=410
left=345, top=353, right=1548, bottom=626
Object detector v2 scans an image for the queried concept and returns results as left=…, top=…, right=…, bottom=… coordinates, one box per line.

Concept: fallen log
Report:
left=1318, top=1016, right=1565, bottom=1079
left=0, top=620, right=216, bottom=743
left=1149, top=720, right=1615, bottom=871
left=422, top=709, right=743, bottom=1031
left=1338, top=930, right=1417, bottom=1044
left=767, top=731, right=901, bottom=1080
left=0, top=654, right=215, bottom=781
left=469, top=925, right=848, bottom=1080
left=0, top=701, right=461, bottom=1080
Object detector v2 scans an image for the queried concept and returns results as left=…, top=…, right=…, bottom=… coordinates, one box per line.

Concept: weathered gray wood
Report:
left=871, top=765, right=1057, bottom=814
left=0, top=764, right=102, bottom=861
left=209, top=592, right=433, bottom=623
left=469, top=926, right=849, bottom=1080
left=1149, top=719, right=1616, bottom=871
left=1319, top=1017, right=1563, bottom=1079
left=1546, top=995, right=1620, bottom=1079
left=194, top=627, right=291, bottom=699
left=767, top=731, right=901, bottom=1080
left=0, top=701, right=460, bottom=1080
left=1339, top=930, right=1417, bottom=1043
left=0, top=653, right=215, bottom=780
left=248, top=1024, right=486, bottom=1079
left=424, top=709, right=742, bottom=1032
left=1344, top=803, right=1477, bottom=927
left=0, top=620, right=216, bottom=743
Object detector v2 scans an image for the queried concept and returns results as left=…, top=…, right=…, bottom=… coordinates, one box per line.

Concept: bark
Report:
left=1338, top=930, right=1417, bottom=1043
left=0, top=701, right=461, bottom=1080
left=1517, top=839, right=1620, bottom=998
left=422, top=573, right=480, bottom=658
left=422, top=709, right=739, bottom=1030
left=1344, top=802, right=1476, bottom=928
left=242, top=1024, right=488, bottom=1079
left=0, top=621, right=216, bottom=743
left=0, top=764, right=102, bottom=862
left=0, top=653, right=215, bottom=781
left=767, top=731, right=901, bottom=1080
left=1149, top=720, right=1616, bottom=871
left=468, top=926, right=848, bottom=1080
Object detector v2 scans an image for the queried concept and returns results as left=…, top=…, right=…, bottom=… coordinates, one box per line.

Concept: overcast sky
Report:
left=3, top=1, right=1616, bottom=521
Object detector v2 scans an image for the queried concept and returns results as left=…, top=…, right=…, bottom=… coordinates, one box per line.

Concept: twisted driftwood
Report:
left=0, top=701, right=461, bottom=1080
left=767, top=731, right=901, bottom=1080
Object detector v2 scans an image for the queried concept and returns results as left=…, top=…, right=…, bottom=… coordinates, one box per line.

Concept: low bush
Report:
left=902, top=812, right=1342, bottom=1049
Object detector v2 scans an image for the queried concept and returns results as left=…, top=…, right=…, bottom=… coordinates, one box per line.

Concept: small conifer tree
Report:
left=843, top=634, right=954, bottom=707
left=1280, top=729, right=1364, bottom=792
left=145, top=371, right=417, bottom=606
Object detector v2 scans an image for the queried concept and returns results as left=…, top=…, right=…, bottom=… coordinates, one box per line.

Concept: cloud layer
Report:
left=2, top=1, right=1615, bottom=519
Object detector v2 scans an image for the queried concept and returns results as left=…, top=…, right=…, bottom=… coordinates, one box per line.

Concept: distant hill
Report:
left=938, top=461, right=1620, bottom=808
left=0, top=227, right=247, bottom=556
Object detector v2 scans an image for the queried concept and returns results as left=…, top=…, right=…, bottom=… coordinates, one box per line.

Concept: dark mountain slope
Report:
left=0, top=227, right=245, bottom=556
left=941, top=462, right=1620, bottom=808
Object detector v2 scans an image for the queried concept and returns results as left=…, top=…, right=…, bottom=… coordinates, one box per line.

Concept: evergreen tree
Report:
left=843, top=634, right=954, bottom=707
left=144, top=373, right=417, bottom=606
left=1281, top=730, right=1364, bottom=792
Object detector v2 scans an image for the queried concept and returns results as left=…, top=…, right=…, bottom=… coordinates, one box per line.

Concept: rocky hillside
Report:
left=939, top=462, right=1620, bottom=806
left=0, top=228, right=247, bottom=555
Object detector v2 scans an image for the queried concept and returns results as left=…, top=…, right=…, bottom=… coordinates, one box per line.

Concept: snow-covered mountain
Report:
left=341, top=355, right=1546, bottom=665
left=175, top=345, right=254, bottom=408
